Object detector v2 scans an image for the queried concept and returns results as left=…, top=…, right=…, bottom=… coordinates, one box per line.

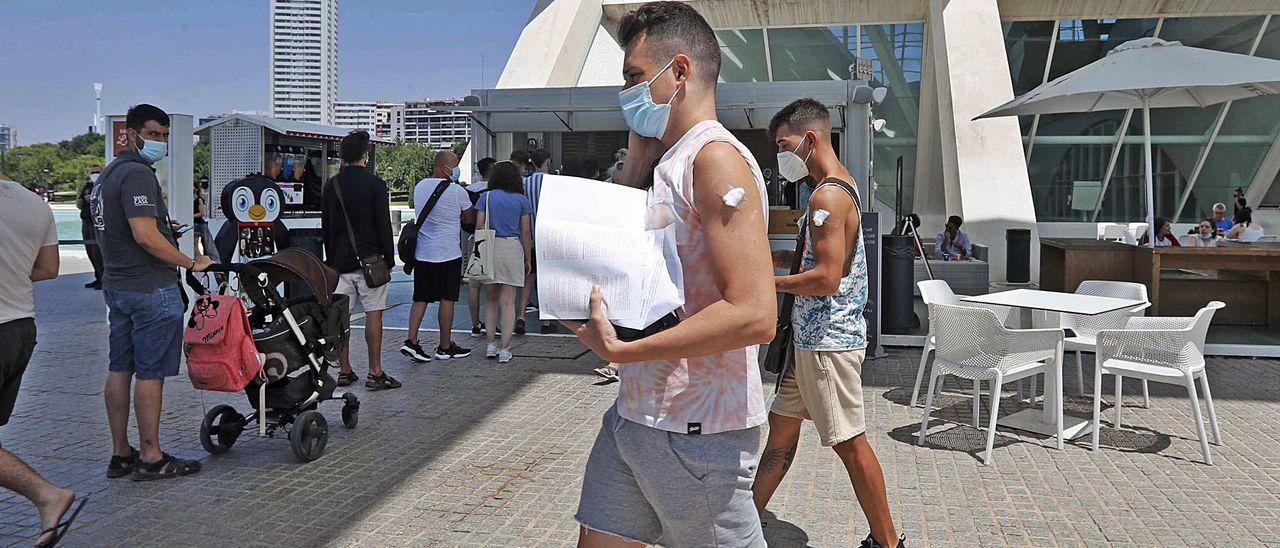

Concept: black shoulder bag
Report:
left=397, top=180, right=451, bottom=273
left=332, top=179, right=392, bottom=288
left=763, top=220, right=807, bottom=378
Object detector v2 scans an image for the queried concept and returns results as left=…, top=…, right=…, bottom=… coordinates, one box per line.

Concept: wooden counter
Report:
left=1040, top=238, right=1137, bottom=292
left=1132, top=243, right=1280, bottom=325
left=1040, top=238, right=1280, bottom=326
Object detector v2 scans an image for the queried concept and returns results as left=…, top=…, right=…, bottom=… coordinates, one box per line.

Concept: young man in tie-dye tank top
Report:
left=562, top=3, right=776, bottom=547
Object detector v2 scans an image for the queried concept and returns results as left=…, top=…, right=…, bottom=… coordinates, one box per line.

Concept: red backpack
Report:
left=183, top=294, right=263, bottom=392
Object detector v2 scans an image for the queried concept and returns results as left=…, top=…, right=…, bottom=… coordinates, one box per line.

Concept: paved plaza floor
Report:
left=1, top=265, right=1279, bottom=546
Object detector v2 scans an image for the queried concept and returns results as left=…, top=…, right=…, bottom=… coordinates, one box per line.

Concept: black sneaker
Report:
left=400, top=340, right=431, bottom=362
left=540, top=322, right=556, bottom=334
left=365, top=372, right=402, bottom=391
left=435, top=343, right=473, bottom=360
left=514, top=319, right=526, bottom=335
left=470, top=323, right=484, bottom=338
left=862, top=534, right=906, bottom=548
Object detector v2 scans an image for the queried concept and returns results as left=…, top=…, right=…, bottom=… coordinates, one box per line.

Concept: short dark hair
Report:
left=531, top=148, right=552, bottom=170
left=619, top=2, right=721, bottom=85
left=509, top=149, right=530, bottom=167
left=1154, top=216, right=1170, bottom=230
left=340, top=131, right=371, bottom=164
left=948, top=215, right=963, bottom=228
left=126, top=104, right=170, bottom=132
left=477, top=157, right=497, bottom=178
left=769, top=98, right=831, bottom=138
left=487, top=161, right=525, bottom=194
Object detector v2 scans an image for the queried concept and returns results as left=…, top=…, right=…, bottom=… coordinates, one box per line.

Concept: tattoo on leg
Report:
left=759, top=444, right=798, bottom=475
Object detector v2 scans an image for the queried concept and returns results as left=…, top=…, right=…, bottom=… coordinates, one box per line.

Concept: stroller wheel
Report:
left=289, top=410, right=328, bottom=462
left=341, top=393, right=359, bottom=429
left=200, top=405, right=244, bottom=455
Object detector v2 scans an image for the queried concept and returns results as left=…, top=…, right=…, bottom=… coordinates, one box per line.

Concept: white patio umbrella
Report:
left=976, top=37, right=1280, bottom=246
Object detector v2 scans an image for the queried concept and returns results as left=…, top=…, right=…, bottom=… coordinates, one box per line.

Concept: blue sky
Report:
left=0, top=0, right=531, bottom=144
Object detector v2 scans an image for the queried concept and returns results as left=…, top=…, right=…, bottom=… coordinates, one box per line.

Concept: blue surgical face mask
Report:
left=451, top=166, right=461, bottom=181
left=138, top=138, right=167, bottom=164
left=619, top=58, right=681, bottom=139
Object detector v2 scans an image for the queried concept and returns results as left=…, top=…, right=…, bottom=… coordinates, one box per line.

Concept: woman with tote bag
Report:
left=471, top=161, right=534, bottom=363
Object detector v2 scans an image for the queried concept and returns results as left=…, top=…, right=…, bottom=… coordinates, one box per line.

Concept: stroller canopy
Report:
left=246, top=248, right=340, bottom=306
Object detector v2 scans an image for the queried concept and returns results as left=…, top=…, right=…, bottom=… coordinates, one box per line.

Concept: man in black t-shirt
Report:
left=77, top=166, right=104, bottom=289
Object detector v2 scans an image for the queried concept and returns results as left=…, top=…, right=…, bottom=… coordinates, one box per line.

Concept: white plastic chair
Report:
left=1102, top=224, right=1128, bottom=242
left=912, top=280, right=1014, bottom=408
left=917, top=303, right=1065, bottom=465
left=1091, top=302, right=1225, bottom=464
left=1257, top=234, right=1278, bottom=242
left=1178, top=234, right=1197, bottom=246
left=1061, top=281, right=1151, bottom=400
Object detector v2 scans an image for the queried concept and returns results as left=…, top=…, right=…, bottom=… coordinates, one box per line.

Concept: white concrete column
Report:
left=496, top=0, right=604, bottom=89
left=927, top=0, right=1037, bottom=282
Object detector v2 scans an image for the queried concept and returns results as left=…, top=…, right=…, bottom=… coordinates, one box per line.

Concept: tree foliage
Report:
left=1, top=132, right=107, bottom=193
left=0, top=132, right=216, bottom=197
left=375, top=140, right=436, bottom=192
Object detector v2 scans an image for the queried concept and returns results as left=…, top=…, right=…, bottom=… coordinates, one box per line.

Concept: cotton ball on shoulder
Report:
left=812, top=209, right=831, bottom=226
left=721, top=187, right=746, bottom=208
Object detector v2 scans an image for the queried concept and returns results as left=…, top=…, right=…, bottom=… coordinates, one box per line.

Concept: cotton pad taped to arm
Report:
left=812, top=209, right=830, bottom=226
left=721, top=187, right=746, bottom=208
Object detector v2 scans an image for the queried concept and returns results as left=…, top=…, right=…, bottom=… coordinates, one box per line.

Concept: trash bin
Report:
left=882, top=234, right=920, bottom=333
left=1006, top=228, right=1031, bottom=284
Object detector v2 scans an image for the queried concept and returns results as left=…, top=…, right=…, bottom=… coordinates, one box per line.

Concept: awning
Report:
left=448, top=80, right=862, bottom=134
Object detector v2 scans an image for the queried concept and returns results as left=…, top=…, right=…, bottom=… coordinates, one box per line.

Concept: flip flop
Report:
left=34, top=496, right=87, bottom=548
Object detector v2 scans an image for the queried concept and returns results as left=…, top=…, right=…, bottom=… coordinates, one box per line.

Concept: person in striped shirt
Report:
left=518, top=149, right=552, bottom=335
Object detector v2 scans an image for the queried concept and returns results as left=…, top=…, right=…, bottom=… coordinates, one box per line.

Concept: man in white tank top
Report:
left=561, top=3, right=777, bottom=547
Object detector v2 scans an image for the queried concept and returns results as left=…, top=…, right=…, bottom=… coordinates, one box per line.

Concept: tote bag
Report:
left=464, top=192, right=496, bottom=283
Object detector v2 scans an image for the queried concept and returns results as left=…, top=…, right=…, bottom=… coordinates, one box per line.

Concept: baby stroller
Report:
left=185, top=248, right=359, bottom=462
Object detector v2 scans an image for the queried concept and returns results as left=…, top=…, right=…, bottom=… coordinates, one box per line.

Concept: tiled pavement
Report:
left=1, top=269, right=1279, bottom=547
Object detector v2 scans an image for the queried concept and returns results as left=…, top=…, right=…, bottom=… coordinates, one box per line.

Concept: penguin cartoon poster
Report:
left=214, top=175, right=291, bottom=263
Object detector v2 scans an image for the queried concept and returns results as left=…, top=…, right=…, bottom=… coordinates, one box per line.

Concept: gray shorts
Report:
left=575, top=404, right=765, bottom=547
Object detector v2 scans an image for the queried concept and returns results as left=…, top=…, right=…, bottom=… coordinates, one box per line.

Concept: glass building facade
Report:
left=703, top=15, right=1280, bottom=223
left=1004, top=15, right=1280, bottom=222
left=713, top=23, right=926, bottom=207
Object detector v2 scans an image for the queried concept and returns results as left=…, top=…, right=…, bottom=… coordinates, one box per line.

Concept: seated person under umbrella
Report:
left=1225, top=207, right=1264, bottom=242
left=1139, top=217, right=1181, bottom=247
left=934, top=215, right=971, bottom=260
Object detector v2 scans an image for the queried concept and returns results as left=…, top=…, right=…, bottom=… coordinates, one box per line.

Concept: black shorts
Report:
left=0, top=318, right=36, bottom=426
left=413, top=258, right=463, bottom=303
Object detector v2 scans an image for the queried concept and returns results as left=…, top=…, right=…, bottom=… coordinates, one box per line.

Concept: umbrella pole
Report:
left=1143, top=99, right=1155, bottom=248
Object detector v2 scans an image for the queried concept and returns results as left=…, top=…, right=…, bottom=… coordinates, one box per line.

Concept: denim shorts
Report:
left=104, top=284, right=184, bottom=381
left=575, top=404, right=765, bottom=547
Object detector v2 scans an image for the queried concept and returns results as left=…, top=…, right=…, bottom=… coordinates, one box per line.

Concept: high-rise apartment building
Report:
left=400, top=99, right=470, bottom=149
left=334, top=101, right=377, bottom=134
left=375, top=102, right=405, bottom=141
left=269, top=0, right=339, bottom=125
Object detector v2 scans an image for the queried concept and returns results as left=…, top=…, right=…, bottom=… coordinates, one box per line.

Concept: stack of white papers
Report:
left=535, top=175, right=683, bottom=329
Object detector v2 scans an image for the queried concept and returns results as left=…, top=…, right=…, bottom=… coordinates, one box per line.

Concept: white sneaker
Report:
left=486, top=343, right=498, bottom=359
left=497, top=348, right=513, bottom=363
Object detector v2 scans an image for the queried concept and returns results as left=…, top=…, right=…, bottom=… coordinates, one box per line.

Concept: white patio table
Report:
left=961, top=289, right=1146, bottom=439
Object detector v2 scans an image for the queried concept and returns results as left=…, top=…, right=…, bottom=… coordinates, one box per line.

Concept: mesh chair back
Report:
left=1063, top=280, right=1148, bottom=334
left=918, top=280, right=959, bottom=306
left=1189, top=301, right=1225, bottom=354
left=931, top=303, right=1007, bottom=374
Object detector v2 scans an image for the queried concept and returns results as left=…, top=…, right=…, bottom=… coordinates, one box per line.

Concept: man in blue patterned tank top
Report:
left=752, top=99, right=904, bottom=548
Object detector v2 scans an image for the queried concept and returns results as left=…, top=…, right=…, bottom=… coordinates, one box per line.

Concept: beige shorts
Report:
left=771, top=347, right=866, bottom=446
left=334, top=271, right=389, bottom=313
